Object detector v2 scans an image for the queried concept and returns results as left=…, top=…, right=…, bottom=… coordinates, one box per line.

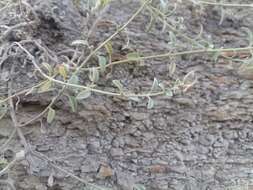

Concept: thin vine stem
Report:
left=190, top=0, right=253, bottom=8
left=15, top=41, right=253, bottom=99
left=81, top=46, right=253, bottom=71
left=14, top=42, right=166, bottom=98
left=73, top=0, right=150, bottom=74
left=0, top=81, right=47, bottom=104
left=146, top=4, right=206, bottom=48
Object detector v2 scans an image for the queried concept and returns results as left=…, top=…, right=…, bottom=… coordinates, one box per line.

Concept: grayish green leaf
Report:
left=47, top=107, right=56, bottom=124
left=94, top=0, right=112, bottom=10
left=67, top=95, right=77, bottom=112
left=165, top=89, right=173, bottom=97
left=68, top=75, right=79, bottom=85
left=147, top=97, right=154, bottom=109
left=25, top=87, right=36, bottom=96
left=169, top=62, right=176, bottom=76
left=98, top=55, right=107, bottom=73
left=212, top=51, right=221, bottom=63
left=112, top=80, right=123, bottom=92
left=128, top=96, right=141, bottom=102
left=168, top=31, right=177, bottom=46
left=219, top=6, right=225, bottom=25
left=105, top=42, right=113, bottom=62
left=159, top=82, right=165, bottom=91
left=47, top=173, right=54, bottom=187
left=83, top=185, right=113, bottom=190
left=183, top=70, right=195, bottom=83
left=134, top=184, right=146, bottom=190
left=127, top=52, right=140, bottom=60
left=89, top=67, right=100, bottom=83
left=42, top=62, right=53, bottom=75
left=71, top=40, right=89, bottom=47
left=150, top=78, right=159, bottom=92
left=38, top=80, right=53, bottom=93
left=0, top=158, right=8, bottom=166
left=242, top=27, right=253, bottom=47
left=76, top=89, right=91, bottom=100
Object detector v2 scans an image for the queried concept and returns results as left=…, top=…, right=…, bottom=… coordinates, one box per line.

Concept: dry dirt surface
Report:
left=1, top=0, right=253, bottom=190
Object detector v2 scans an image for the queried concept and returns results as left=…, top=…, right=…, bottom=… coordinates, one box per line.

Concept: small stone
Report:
left=149, top=164, right=168, bottom=174
left=237, top=65, right=253, bottom=80
left=174, top=97, right=195, bottom=107
left=206, top=109, right=231, bottom=121
left=131, top=112, right=148, bottom=120
left=87, top=139, right=101, bottom=153
left=97, top=164, right=113, bottom=178
left=124, top=136, right=140, bottom=148
left=110, top=148, right=124, bottom=157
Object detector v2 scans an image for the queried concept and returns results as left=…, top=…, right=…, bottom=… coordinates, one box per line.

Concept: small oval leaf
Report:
left=98, top=55, right=107, bottom=73
left=158, top=82, right=165, bottom=91
left=134, top=184, right=146, bottom=190
left=48, top=173, right=54, bottom=187
left=25, top=87, right=36, bottom=96
left=71, top=40, right=89, bottom=47
left=58, top=64, right=68, bottom=80
left=38, top=80, right=52, bottom=93
left=128, top=96, right=141, bottom=102
left=168, top=31, right=177, bottom=46
left=42, top=62, right=53, bottom=75
left=47, top=107, right=56, bottom=124
left=67, top=95, right=77, bottom=112
left=183, top=70, right=195, bottom=83
left=68, top=75, right=79, bottom=85
left=105, top=42, right=113, bottom=61
left=242, top=27, right=253, bottom=47
left=168, top=62, right=176, bottom=76
left=165, top=89, right=173, bottom=97
left=89, top=67, right=99, bottom=83
left=76, top=89, right=91, bottom=100
left=127, top=52, right=140, bottom=60
left=150, top=78, right=159, bottom=92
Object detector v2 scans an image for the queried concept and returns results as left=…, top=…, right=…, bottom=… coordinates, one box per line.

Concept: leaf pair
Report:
left=89, top=68, right=99, bottom=83
left=67, top=88, right=91, bottom=112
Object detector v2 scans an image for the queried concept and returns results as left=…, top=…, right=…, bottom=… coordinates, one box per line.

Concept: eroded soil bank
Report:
left=1, top=0, right=253, bottom=189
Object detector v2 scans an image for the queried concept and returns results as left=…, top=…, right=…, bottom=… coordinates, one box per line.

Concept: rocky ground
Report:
left=1, top=0, right=253, bottom=190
